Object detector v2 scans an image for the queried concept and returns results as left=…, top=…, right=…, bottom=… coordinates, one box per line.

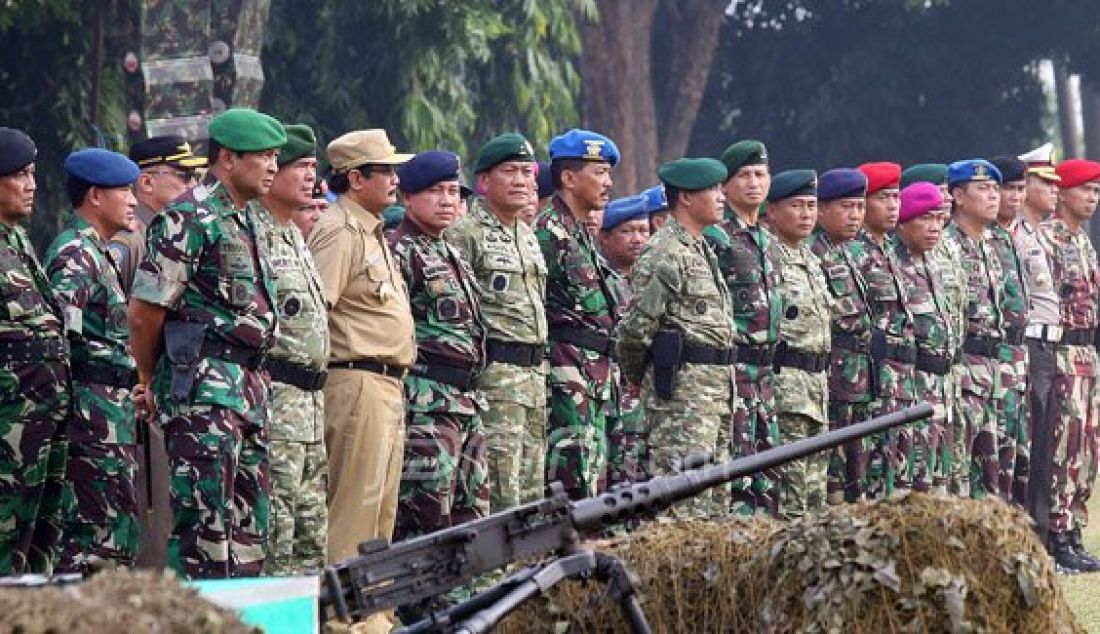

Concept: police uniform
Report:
left=132, top=109, right=285, bottom=578
left=307, top=129, right=416, bottom=564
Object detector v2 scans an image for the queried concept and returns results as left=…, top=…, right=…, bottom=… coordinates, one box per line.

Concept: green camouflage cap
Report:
left=208, top=108, right=286, bottom=152
left=720, top=139, right=768, bottom=177
left=658, top=158, right=728, bottom=191
left=277, top=124, right=317, bottom=167
left=900, top=163, right=948, bottom=188
left=474, top=132, right=535, bottom=173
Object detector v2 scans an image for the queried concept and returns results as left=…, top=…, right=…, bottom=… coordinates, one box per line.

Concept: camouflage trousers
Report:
left=0, top=360, right=69, bottom=574
left=962, top=388, right=1005, bottom=501
left=395, top=411, right=489, bottom=541
left=729, top=368, right=779, bottom=517
left=483, top=399, right=545, bottom=513
left=826, top=400, right=871, bottom=504
left=777, top=412, right=827, bottom=521
left=1002, top=386, right=1029, bottom=505
left=266, top=439, right=327, bottom=576
left=1050, top=365, right=1099, bottom=533
left=947, top=365, right=970, bottom=497
left=163, top=405, right=270, bottom=579
left=606, top=382, right=647, bottom=488
left=915, top=369, right=954, bottom=495
left=647, top=391, right=732, bottom=520
left=545, top=380, right=608, bottom=501
left=880, top=399, right=932, bottom=494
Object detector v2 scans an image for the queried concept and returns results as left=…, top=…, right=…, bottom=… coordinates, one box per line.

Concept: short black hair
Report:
left=207, top=138, right=222, bottom=163
left=65, top=176, right=93, bottom=208
left=663, top=184, right=683, bottom=210
left=329, top=170, right=350, bottom=195
left=551, top=158, right=587, bottom=190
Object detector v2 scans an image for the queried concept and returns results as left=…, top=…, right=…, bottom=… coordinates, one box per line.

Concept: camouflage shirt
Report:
left=0, top=223, right=65, bottom=346
left=988, top=222, right=1029, bottom=394
left=774, top=241, right=831, bottom=424
left=132, top=173, right=278, bottom=416
left=1042, top=215, right=1100, bottom=377
left=892, top=241, right=955, bottom=357
left=534, top=195, right=620, bottom=400
left=853, top=232, right=917, bottom=404
left=941, top=222, right=1004, bottom=398
left=390, top=217, right=487, bottom=417
left=930, top=235, right=969, bottom=355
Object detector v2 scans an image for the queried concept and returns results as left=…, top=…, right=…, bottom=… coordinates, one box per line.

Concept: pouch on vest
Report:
left=651, top=329, right=683, bottom=400
left=165, top=320, right=207, bottom=403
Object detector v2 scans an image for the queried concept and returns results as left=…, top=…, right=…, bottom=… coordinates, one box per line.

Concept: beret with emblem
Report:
left=948, top=159, right=1002, bottom=187
left=818, top=168, right=867, bottom=202
left=658, top=158, right=728, bottom=192
left=602, top=194, right=649, bottom=231
left=397, top=150, right=461, bottom=194
left=328, top=129, right=413, bottom=172
left=719, top=139, right=768, bottom=177
left=0, top=127, right=36, bottom=176
left=277, top=124, right=317, bottom=167
left=129, top=135, right=206, bottom=169
left=549, top=129, right=620, bottom=167
left=767, top=169, right=818, bottom=202
left=64, top=148, right=140, bottom=187
left=1055, top=158, right=1100, bottom=189
left=990, top=156, right=1026, bottom=183
left=900, top=163, right=948, bottom=188
left=641, top=184, right=668, bottom=213
left=858, top=161, right=902, bottom=194
left=898, top=182, right=944, bottom=223
left=208, top=108, right=287, bottom=152
left=475, top=132, right=535, bottom=173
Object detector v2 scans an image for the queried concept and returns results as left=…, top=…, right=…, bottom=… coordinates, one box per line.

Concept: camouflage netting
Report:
left=0, top=568, right=260, bottom=633
left=498, top=493, right=1083, bottom=633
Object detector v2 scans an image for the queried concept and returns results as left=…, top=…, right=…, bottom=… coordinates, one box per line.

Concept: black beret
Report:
left=0, top=128, right=36, bottom=176
left=990, top=155, right=1026, bottom=184
left=397, top=150, right=461, bottom=194
left=767, top=169, right=818, bottom=202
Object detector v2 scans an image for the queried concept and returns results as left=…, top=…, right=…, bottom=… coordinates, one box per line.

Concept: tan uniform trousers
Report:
left=325, top=368, right=405, bottom=563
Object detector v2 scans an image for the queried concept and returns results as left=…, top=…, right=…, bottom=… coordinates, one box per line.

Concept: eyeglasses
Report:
left=147, top=168, right=196, bottom=183
left=356, top=165, right=396, bottom=177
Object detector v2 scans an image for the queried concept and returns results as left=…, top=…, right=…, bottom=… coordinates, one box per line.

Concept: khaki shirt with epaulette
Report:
left=107, top=202, right=156, bottom=295
left=307, top=195, right=415, bottom=367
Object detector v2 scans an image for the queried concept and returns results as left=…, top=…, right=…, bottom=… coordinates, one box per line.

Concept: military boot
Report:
left=1069, top=527, right=1100, bottom=570
left=1051, top=530, right=1096, bottom=573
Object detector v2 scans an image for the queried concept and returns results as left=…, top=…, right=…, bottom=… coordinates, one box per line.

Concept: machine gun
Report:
left=322, top=403, right=932, bottom=633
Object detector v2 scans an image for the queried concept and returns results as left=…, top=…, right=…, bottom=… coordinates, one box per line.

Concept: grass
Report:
left=1060, top=494, right=1100, bottom=631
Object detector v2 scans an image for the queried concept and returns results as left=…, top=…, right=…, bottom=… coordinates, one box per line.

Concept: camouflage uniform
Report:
left=931, top=234, right=970, bottom=495
left=708, top=215, right=782, bottom=516
left=1041, top=216, right=1099, bottom=535
left=989, top=222, right=1030, bottom=504
left=446, top=199, right=547, bottom=512
left=0, top=222, right=69, bottom=575
left=616, top=217, right=736, bottom=519
left=261, top=214, right=329, bottom=576
left=107, top=201, right=157, bottom=295
left=390, top=217, right=489, bottom=540
left=132, top=174, right=278, bottom=578
left=808, top=229, right=873, bottom=504
left=893, top=240, right=957, bottom=494
left=941, top=222, right=1005, bottom=500
left=535, top=195, right=621, bottom=499
left=604, top=260, right=647, bottom=488
left=773, top=241, right=831, bottom=520
left=44, top=215, right=139, bottom=572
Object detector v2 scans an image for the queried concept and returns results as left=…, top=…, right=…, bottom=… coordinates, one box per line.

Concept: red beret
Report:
left=858, top=162, right=902, bottom=194
left=1055, top=159, right=1100, bottom=189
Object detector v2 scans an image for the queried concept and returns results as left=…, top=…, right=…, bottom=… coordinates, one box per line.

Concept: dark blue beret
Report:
left=989, top=156, right=1026, bottom=183
left=818, top=168, right=867, bottom=202
left=640, top=185, right=668, bottom=213
left=767, top=169, right=818, bottom=202
left=947, top=159, right=1002, bottom=187
left=549, top=129, right=620, bottom=167
left=602, top=195, right=649, bottom=231
left=64, top=148, right=139, bottom=187
left=536, top=161, right=553, bottom=198
left=397, top=150, right=461, bottom=194
left=0, top=128, right=36, bottom=176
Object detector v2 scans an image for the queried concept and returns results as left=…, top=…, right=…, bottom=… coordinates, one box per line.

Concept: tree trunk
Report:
left=1081, top=74, right=1100, bottom=159
left=1054, top=60, right=1083, bottom=158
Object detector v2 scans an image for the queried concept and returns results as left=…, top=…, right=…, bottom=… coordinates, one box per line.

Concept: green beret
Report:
left=382, top=204, right=405, bottom=230
left=657, top=158, right=728, bottom=192
left=720, top=139, right=768, bottom=177
left=475, top=132, right=535, bottom=173
left=900, top=163, right=948, bottom=188
left=767, top=169, right=818, bottom=202
left=208, top=108, right=287, bottom=152
left=278, top=124, right=317, bottom=167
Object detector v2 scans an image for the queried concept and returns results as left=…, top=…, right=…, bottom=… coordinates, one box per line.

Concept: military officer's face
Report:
left=90, top=185, right=138, bottom=235
left=599, top=218, right=650, bottom=270
left=227, top=148, right=279, bottom=199
left=348, top=164, right=400, bottom=212
left=768, top=195, right=818, bottom=245
left=293, top=199, right=325, bottom=239
left=954, top=180, right=1000, bottom=222
left=0, top=163, right=36, bottom=226
left=818, top=197, right=864, bottom=241
left=269, top=157, right=318, bottom=208
left=682, top=185, right=726, bottom=229
left=1058, top=181, right=1100, bottom=222
left=1025, top=175, right=1058, bottom=217
left=138, top=166, right=194, bottom=211
left=563, top=161, right=613, bottom=215
left=997, top=180, right=1025, bottom=223
left=723, top=164, right=770, bottom=211
left=896, top=210, right=945, bottom=255
left=864, top=188, right=900, bottom=234
left=405, top=179, right=461, bottom=236
left=480, top=161, right=536, bottom=216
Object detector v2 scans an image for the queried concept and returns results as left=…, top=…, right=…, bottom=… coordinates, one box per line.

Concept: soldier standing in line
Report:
left=766, top=170, right=832, bottom=520
left=941, top=159, right=1007, bottom=500
left=292, top=181, right=328, bottom=240
left=46, top=149, right=142, bottom=572
left=536, top=129, right=621, bottom=500
left=808, top=168, right=874, bottom=503
left=615, top=158, right=736, bottom=519
left=257, top=124, right=330, bottom=575
left=643, top=184, right=671, bottom=233
left=446, top=134, right=548, bottom=512
left=708, top=140, right=783, bottom=516
left=0, top=128, right=69, bottom=575
left=893, top=183, right=955, bottom=495
left=389, top=151, right=489, bottom=540
left=1041, top=159, right=1100, bottom=572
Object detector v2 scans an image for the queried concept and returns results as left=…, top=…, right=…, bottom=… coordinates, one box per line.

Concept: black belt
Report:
left=266, top=358, right=327, bottom=391
left=486, top=339, right=544, bottom=367
left=1003, top=327, right=1026, bottom=346
left=883, top=341, right=918, bottom=364
left=737, top=343, right=775, bottom=367
left=409, top=360, right=478, bottom=391
left=71, top=361, right=138, bottom=388
left=681, top=342, right=737, bottom=365
left=832, top=331, right=869, bottom=354
left=776, top=346, right=829, bottom=373
left=201, top=339, right=267, bottom=371
left=1062, top=328, right=1094, bottom=346
left=916, top=350, right=954, bottom=376
left=962, top=335, right=1002, bottom=359
left=330, top=358, right=408, bottom=380
left=548, top=326, right=614, bottom=356
left=0, top=338, right=66, bottom=363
